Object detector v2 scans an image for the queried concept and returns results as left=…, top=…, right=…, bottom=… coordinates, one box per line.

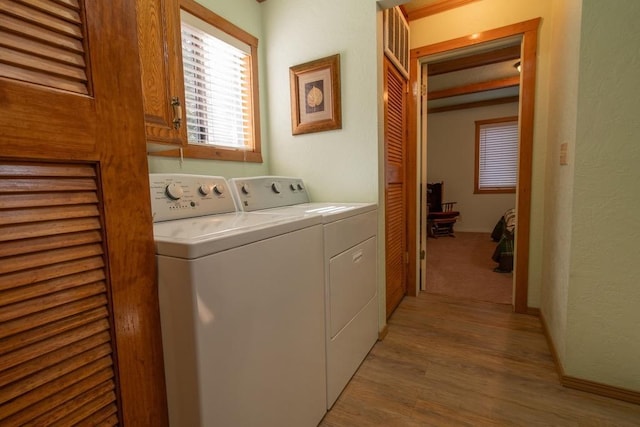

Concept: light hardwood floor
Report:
left=320, top=294, right=640, bottom=426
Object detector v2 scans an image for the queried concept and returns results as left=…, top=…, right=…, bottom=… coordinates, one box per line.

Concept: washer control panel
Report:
left=150, top=174, right=237, bottom=222
left=229, top=176, right=310, bottom=211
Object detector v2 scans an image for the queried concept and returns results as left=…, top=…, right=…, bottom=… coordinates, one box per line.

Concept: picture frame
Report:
left=289, top=54, right=342, bottom=135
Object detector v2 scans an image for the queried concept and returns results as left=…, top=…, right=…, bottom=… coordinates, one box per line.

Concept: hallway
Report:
left=320, top=293, right=640, bottom=426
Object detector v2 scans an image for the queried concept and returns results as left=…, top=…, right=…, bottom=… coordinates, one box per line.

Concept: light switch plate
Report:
left=560, top=143, right=568, bottom=165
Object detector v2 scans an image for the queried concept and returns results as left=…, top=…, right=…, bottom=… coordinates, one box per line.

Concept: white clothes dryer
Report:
left=150, top=174, right=327, bottom=426
left=229, top=176, right=379, bottom=408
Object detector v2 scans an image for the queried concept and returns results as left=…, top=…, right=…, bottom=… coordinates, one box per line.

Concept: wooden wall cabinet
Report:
left=136, top=0, right=187, bottom=149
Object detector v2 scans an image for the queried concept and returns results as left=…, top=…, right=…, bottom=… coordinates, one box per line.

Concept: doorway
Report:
left=421, top=39, right=520, bottom=305
left=407, top=18, right=541, bottom=313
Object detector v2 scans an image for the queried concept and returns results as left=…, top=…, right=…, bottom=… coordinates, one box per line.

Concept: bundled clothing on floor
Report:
left=491, top=208, right=515, bottom=272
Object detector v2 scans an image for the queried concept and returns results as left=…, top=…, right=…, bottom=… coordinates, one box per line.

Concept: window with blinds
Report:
left=475, top=117, right=519, bottom=194
left=180, top=9, right=256, bottom=151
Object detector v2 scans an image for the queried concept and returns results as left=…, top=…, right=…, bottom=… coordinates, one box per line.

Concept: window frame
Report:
left=474, top=116, right=519, bottom=194
left=178, top=0, right=262, bottom=163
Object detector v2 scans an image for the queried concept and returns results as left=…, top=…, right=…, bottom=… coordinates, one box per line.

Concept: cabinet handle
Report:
left=171, top=96, right=182, bottom=129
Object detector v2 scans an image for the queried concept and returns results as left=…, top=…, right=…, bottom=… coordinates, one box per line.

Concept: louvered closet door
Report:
left=0, top=1, right=167, bottom=425
left=0, top=162, right=117, bottom=425
left=384, top=57, right=408, bottom=318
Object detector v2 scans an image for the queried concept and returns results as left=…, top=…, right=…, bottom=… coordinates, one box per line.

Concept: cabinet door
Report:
left=0, top=0, right=168, bottom=425
left=136, top=0, right=188, bottom=147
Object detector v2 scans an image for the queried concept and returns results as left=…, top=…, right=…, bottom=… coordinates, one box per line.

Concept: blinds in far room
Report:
left=180, top=10, right=253, bottom=150
left=476, top=118, right=518, bottom=192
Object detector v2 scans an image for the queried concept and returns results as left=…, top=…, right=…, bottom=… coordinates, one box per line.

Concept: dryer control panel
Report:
left=229, top=176, right=310, bottom=211
left=150, top=174, right=237, bottom=222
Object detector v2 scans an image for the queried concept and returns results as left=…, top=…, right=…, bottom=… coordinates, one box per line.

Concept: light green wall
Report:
left=427, top=103, right=518, bottom=233
left=147, top=0, right=270, bottom=179
left=541, top=0, right=581, bottom=375
left=409, top=0, right=554, bottom=308
left=565, top=0, right=640, bottom=390
left=261, top=0, right=379, bottom=203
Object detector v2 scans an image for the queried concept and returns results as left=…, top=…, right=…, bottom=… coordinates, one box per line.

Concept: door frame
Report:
left=407, top=18, right=541, bottom=313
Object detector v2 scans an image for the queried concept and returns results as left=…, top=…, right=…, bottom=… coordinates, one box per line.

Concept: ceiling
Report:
left=425, top=40, right=522, bottom=113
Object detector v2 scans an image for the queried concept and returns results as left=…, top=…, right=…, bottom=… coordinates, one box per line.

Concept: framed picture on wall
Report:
left=289, top=54, right=342, bottom=135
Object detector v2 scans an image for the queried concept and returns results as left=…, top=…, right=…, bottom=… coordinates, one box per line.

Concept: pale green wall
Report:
left=409, top=0, right=554, bottom=308
left=565, top=0, right=640, bottom=390
left=427, top=103, right=518, bottom=233
left=541, top=0, right=581, bottom=374
left=147, top=0, right=270, bottom=178
left=261, top=0, right=379, bottom=203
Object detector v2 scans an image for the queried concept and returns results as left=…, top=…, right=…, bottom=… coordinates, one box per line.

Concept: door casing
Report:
left=407, top=18, right=541, bottom=313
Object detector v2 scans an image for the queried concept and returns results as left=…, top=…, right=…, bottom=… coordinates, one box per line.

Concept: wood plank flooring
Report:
left=320, top=294, right=640, bottom=426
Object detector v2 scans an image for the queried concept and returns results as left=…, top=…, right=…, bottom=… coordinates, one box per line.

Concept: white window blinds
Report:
left=477, top=120, right=518, bottom=191
left=180, top=11, right=252, bottom=150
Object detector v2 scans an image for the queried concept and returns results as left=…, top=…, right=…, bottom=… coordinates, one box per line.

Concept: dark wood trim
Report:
left=513, top=23, right=539, bottom=313
left=428, top=76, right=520, bottom=100
left=539, top=313, right=640, bottom=405
left=409, top=18, right=541, bottom=314
left=428, top=45, right=521, bottom=76
left=562, top=376, right=640, bottom=406
left=404, top=0, right=481, bottom=21
left=527, top=307, right=541, bottom=316
left=151, top=145, right=263, bottom=163
left=428, top=95, right=519, bottom=114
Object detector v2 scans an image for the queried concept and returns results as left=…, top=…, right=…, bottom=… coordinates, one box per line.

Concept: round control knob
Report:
left=241, top=184, right=250, bottom=195
left=165, top=183, right=183, bottom=200
left=271, top=182, right=282, bottom=194
left=198, top=184, right=212, bottom=196
left=213, top=184, right=224, bottom=196
left=290, top=183, right=297, bottom=191
left=297, top=183, right=304, bottom=191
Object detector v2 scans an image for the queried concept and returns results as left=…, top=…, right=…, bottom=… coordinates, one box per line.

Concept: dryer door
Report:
left=329, top=236, right=377, bottom=338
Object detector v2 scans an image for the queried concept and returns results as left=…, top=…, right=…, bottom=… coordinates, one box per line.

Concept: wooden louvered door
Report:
left=0, top=1, right=168, bottom=425
left=0, top=163, right=118, bottom=424
left=384, top=56, right=408, bottom=318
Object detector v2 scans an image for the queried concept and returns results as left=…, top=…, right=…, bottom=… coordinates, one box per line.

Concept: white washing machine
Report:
left=229, top=176, right=379, bottom=408
left=150, top=174, right=327, bottom=427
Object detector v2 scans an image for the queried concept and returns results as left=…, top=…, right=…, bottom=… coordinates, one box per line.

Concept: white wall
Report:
left=410, top=0, right=553, bottom=308
left=147, top=0, right=270, bottom=179
left=541, top=0, right=581, bottom=374
left=564, top=0, right=640, bottom=391
left=261, top=0, right=379, bottom=203
left=427, top=103, right=518, bottom=233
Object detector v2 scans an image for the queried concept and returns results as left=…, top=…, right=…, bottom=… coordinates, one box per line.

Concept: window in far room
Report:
left=475, top=116, right=518, bottom=194
left=179, top=1, right=262, bottom=162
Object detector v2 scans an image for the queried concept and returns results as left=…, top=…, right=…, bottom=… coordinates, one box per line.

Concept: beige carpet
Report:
left=425, top=231, right=512, bottom=304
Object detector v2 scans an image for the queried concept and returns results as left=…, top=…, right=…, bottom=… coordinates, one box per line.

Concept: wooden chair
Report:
left=426, top=182, right=459, bottom=238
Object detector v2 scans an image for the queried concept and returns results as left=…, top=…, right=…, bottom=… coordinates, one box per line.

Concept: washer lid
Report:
left=255, top=202, right=377, bottom=223
left=153, top=212, right=322, bottom=259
